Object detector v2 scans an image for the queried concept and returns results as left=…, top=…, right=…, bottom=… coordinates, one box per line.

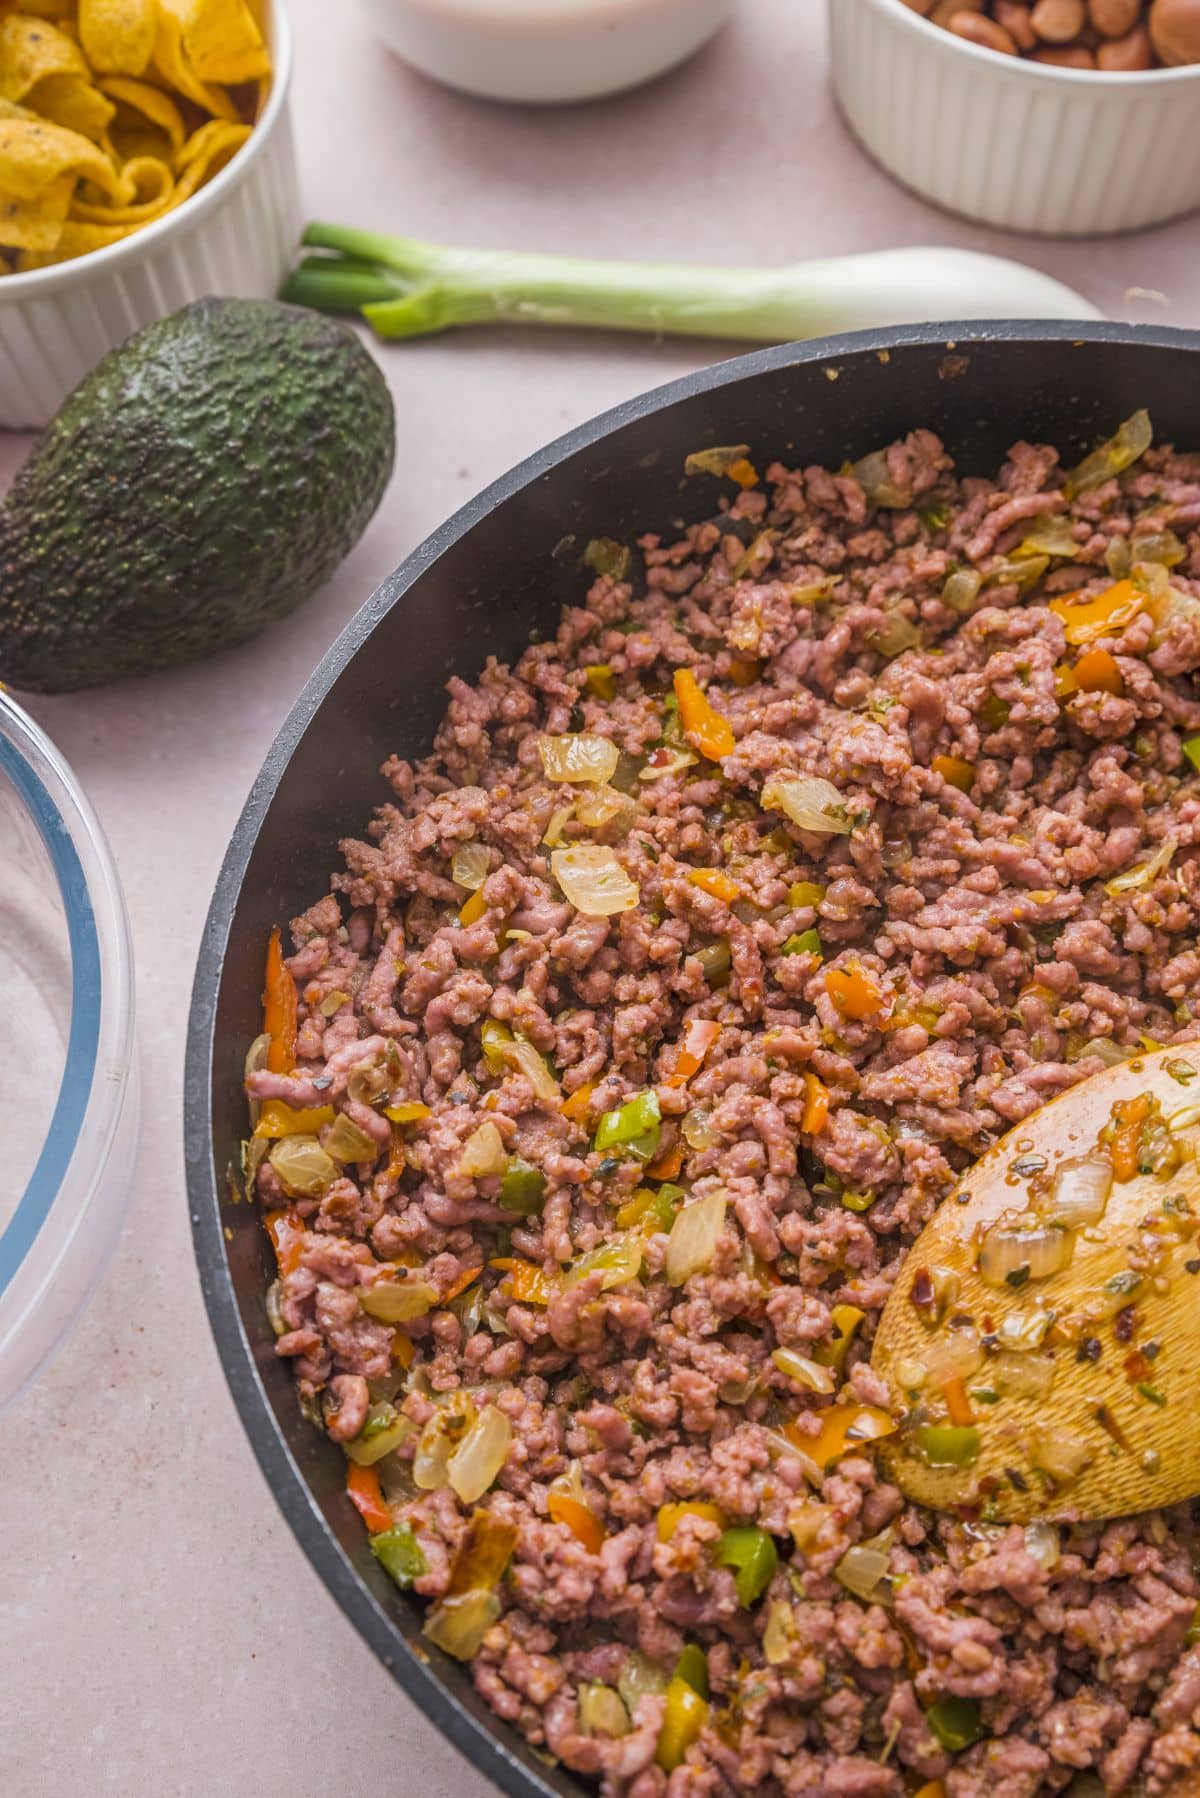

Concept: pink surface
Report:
left=2, top=2, right=1199, bottom=1793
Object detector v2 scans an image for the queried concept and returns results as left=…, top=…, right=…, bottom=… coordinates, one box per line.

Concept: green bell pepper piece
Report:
left=925, top=1695, right=983, bottom=1752
left=594, top=1090, right=662, bottom=1162
left=344, top=1403, right=409, bottom=1466
left=915, top=1424, right=981, bottom=1467
left=370, top=1523, right=427, bottom=1590
left=674, top=1643, right=709, bottom=1700
left=499, top=1158, right=546, bottom=1215
left=712, top=1526, right=778, bottom=1608
left=1183, top=734, right=1200, bottom=775
left=782, top=929, right=821, bottom=958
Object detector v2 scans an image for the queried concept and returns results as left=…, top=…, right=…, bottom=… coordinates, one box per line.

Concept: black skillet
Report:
left=185, top=321, right=1200, bottom=1798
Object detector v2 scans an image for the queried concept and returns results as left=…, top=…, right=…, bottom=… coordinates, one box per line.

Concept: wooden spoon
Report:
left=870, top=1044, right=1200, bottom=1523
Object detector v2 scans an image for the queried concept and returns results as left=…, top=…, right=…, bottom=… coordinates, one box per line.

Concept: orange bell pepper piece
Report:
left=647, top=1138, right=685, bottom=1181
left=1109, top=1092, right=1152, bottom=1183
left=548, top=1491, right=605, bottom=1554
left=728, top=655, right=761, bottom=686
left=391, top=1330, right=416, bottom=1370
left=1073, top=647, right=1124, bottom=695
left=459, top=887, right=488, bottom=926
left=801, top=1070, right=830, bottom=1135
left=942, top=1375, right=974, bottom=1427
left=1049, top=578, right=1143, bottom=646
left=263, top=927, right=297, bottom=1074
left=490, top=1257, right=555, bottom=1305
left=440, top=1264, right=481, bottom=1303
left=688, top=867, right=741, bottom=904
left=264, top=1208, right=306, bottom=1278
left=561, top=1081, right=596, bottom=1121
left=674, top=669, right=735, bottom=761
left=791, top=1404, right=896, bottom=1471
left=727, top=457, right=759, bottom=489
left=825, top=965, right=884, bottom=1021
left=913, top=1784, right=946, bottom=1798
left=931, top=753, right=975, bottom=793
left=254, top=1100, right=336, bottom=1140
left=346, top=1462, right=393, bottom=1534
left=669, top=1018, right=721, bottom=1087
left=656, top=1501, right=725, bottom=1543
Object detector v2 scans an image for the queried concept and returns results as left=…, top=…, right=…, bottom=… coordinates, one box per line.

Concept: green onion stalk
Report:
left=282, top=226, right=1099, bottom=346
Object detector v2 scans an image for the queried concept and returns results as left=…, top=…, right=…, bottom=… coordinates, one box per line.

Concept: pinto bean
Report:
left=1096, top=20, right=1153, bottom=61
left=1088, top=0, right=1142, bottom=34
left=995, top=0, right=1040, bottom=45
left=1149, top=0, right=1200, bottom=63
left=948, top=9, right=1021, bottom=45
left=1031, top=0, right=1088, bottom=40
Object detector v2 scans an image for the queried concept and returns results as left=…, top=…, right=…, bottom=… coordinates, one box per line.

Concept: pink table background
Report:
left=3, top=2, right=1199, bottom=1792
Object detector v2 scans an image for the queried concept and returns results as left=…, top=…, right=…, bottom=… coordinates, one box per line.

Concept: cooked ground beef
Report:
left=249, top=418, right=1200, bottom=1798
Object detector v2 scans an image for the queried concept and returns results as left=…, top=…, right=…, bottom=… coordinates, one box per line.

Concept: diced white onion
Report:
left=447, top=1404, right=512, bottom=1504
left=413, top=1401, right=475, bottom=1491
left=458, top=1121, right=508, bottom=1178
left=359, top=1278, right=439, bottom=1323
left=510, top=1034, right=561, bottom=1103
left=834, top=1544, right=890, bottom=1602
left=990, top=1351, right=1057, bottom=1401
left=1031, top=1426, right=1093, bottom=1486
left=575, top=783, right=636, bottom=830
left=979, top=1217, right=1073, bottom=1287
left=682, top=1106, right=719, bottom=1151
left=924, top=1325, right=983, bottom=1386
left=578, top=1684, right=631, bottom=1739
left=539, top=733, right=620, bottom=784
left=552, top=845, right=639, bottom=917
left=452, top=840, right=490, bottom=890
left=772, top=1348, right=836, bottom=1394
left=617, top=1653, right=669, bottom=1710
left=995, top=1305, right=1054, bottom=1352
left=1105, top=836, right=1178, bottom=898
left=268, top=1134, right=337, bottom=1198
left=761, top=774, right=852, bottom=836
left=542, top=802, right=575, bottom=847
left=666, top=1189, right=726, bottom=1287
left=325, top=1112, right=381, bottom=1164
left=1045, top=1155, right=1113, bottom=1229
left=1024, top=1521, right=1061, bottom=1571
left=762, top=1600, right=795, bottom=1665
left=639, top=746, right=698, bottom=782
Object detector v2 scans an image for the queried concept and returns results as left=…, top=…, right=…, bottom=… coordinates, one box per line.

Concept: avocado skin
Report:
left=0, top=297, right=395, bottom=693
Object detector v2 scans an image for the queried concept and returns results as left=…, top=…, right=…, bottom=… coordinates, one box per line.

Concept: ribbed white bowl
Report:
left=829, top=0, right=1200, bottom=236
left=0, top=0, right=300, bottom=431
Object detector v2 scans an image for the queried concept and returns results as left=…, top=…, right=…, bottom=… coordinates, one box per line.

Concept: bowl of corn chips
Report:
left=0, top=0, right=298, bottom=428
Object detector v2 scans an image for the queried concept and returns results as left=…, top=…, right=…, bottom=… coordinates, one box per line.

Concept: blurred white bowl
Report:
left=365, top=0, right=732, bottom=104
left=0, top=0, right=300, bottom=431
left=830, top=0, right=1200, bottom=236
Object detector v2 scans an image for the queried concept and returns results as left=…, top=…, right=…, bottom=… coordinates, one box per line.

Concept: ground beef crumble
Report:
left=248, top=420, right=1200, bottom=1796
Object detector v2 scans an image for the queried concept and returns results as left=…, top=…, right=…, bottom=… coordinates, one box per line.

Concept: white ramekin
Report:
left=0, top=0, right=300, bottom=431
left=365, top=0, right=733, bottom=105
left=829, top=0, right=1200, bottom=237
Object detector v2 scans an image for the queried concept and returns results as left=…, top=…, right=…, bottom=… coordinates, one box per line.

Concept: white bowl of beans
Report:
left=829, top=0, right=1200, bottom=234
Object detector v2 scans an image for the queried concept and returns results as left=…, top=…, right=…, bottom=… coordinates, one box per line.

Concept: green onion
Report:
left=594, top=1090, right=662, bottom=1162
left=782, top=928, right=822, bottom=958
left=925, top=1696, right=983, bottom=1752
left=281, top=226, right=1097, bottom=348
left=1136, top=1383, right=1167, bottom=1406
left=712, top=1527, right=778, bottom=1609
left=370, top=1523, right=427, bottom=1589
left=499, top=1159, right=546, bottom=1215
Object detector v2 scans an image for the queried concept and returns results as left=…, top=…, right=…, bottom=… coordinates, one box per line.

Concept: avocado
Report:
left=0, top=297, right=395, bottom=692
